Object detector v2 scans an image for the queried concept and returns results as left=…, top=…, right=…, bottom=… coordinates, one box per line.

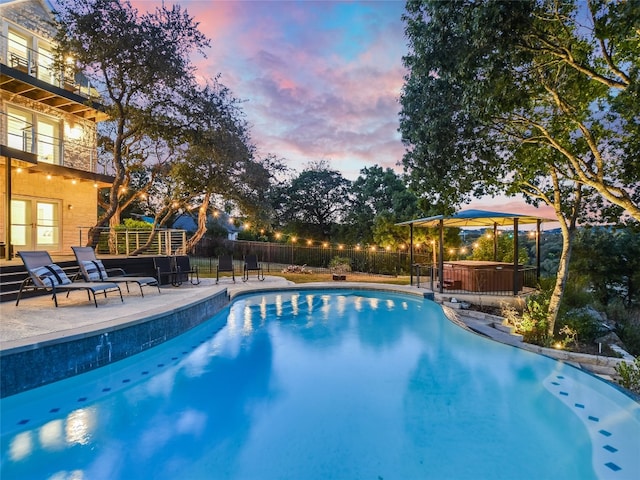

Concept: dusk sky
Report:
left=133, top=0, right=554, bottom=219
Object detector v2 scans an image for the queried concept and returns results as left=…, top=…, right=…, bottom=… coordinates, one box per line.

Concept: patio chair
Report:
left=174, top=255, right=200, bottom=285
left=216, top=255, right=235, bottom=284
left=154, top=256, right=180, bottom=286
left=243, top=254, right=265, bottom=282
left=16, top=251, right=123, bottom=308
left=72, top=246, right=160, bottom=297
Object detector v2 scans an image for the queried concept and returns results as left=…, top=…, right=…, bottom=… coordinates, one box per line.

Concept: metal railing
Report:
left=1, top=110, right=99, bottom=172
left=78, top=227, right=187, bottom=256
left=192, top=238, right=419, bottom=276
left=1, top=34, right=100, bottom=100
left=414, top=262, right=538, bottom=296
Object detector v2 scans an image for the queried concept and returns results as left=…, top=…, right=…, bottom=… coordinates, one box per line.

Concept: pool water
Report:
left=1, top=290, right=639, bottom=479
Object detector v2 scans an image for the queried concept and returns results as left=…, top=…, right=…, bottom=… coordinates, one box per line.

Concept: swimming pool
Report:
left=1, top=289, right=638, bottom=479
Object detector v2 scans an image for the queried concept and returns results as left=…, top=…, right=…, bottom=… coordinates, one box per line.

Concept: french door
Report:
left=11, top=198, right=61, bottom=251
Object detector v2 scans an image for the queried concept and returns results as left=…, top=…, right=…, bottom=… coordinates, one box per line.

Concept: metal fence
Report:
left=192, top=238, right=431, bottom=276
left=72, top=232, right=539, bottom=295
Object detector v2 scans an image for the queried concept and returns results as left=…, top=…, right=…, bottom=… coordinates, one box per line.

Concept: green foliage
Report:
left=559, top=274, right=597, bottom=311
left=615, top=357, right=640, bottom=394
left=519, top=290, right=551, bottom=346
left=329, top=256, right=352, bottom=273
left=557, top=309, right=603, bottom=345
left=345, top=165, right=423, bottom=244
left=113, top=218, right=153, bottom=231
left=612, top=304, right=640, bottom=357
left=273, top=161, right=351, bottom=238
left=570, top=226, right=640, bottom=306
left=400, top=0, right=640, bottom=220
left=54, top=0, right=210, bottom=237
left=504, top=285, right=553, bottom=346
left=471, top=229, right=529, bottom=264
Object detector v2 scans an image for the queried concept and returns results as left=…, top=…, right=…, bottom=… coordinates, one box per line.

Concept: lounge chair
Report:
left=216, top=255, right=235, bottom=284
left=243, top=254, right=265, bottom=282
left=154, top=256, right=180, bottom=286
left=72, top=246, right=160, bottom=297
left=16, top=251, right=123, bottom=308
left=174, top=255, right=200, bottom=285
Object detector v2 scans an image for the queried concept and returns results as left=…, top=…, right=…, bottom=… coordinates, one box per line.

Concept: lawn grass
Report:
left=211, top=271, right=411, bottom=285
left=269, top=272, right=411, bottom=285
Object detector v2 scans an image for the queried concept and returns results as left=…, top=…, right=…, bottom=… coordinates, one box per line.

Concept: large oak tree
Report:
left=53, top=0, right=208, bottom=247
left=399, top=0, right=639, bottom=335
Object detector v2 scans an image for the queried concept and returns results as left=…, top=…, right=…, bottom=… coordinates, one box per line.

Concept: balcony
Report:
left=0, top=110, right=105, bottom=175
left=0, top=35, right=107, bottom=122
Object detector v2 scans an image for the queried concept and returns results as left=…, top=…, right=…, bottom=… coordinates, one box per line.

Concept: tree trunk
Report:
left=545, top=175, right=582, bottom=337
left=185, top=195, right=210, bottom=253
left=108, top=209, right=122, bottom=254
left=546, top=221, right=575, bottom=337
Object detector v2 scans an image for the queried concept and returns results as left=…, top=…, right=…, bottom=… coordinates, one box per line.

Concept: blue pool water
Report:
left=1, top=290, right=639, bottom=479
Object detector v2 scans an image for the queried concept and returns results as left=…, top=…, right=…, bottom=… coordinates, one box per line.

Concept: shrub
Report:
left=282, top=265, right=312, bottom=274
left=520, top=291, right=551, bottom=346
left=615, top=357, right=640, bottom=394
left=557, top=307, right=604, bottom=345
left=114, top=218, right=153, bottom=231
left=506, top=289, right=552, bottom=346
left=329, top=256, right=351, bottom=273
left=616, top=307, right=640, bottom=357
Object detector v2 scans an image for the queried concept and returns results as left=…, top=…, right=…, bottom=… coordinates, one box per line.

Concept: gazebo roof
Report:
left=396, top=209, right=556, bottom=228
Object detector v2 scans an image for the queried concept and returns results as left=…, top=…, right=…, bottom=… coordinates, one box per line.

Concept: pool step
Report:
left=493, top=321, right=524, bottom=341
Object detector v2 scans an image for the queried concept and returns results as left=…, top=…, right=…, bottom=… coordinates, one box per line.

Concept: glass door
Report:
left=10, top=199, right=32, bottom=250
left=37, top=117, right=60, bottom=164
left=10, top=199, right=60, bottom=250
left=35, top=201, right=59, bottom=247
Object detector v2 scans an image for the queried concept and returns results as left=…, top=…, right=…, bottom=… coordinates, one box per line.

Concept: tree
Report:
left=571, top=225, right=640, bottom=306
left=275, top=161, right=351, bottom=239
left=171, top=81, right=279, bottom=253
left=471, top=230, right=529, bottom=265
left=401, top=0, right=640, bottom=219
left=53, top=0, right=209, bottom=247
left=399, top=0, right=639, bottom=336
left=346, top=165, right=423, bottom=244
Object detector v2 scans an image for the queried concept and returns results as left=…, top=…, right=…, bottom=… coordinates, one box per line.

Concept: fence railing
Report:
left=1, top=34, right=101, bottom=100
left=78, top=227, right=187, bottom=256
left=192, top=238, right=428, bottom=276
left=413, top=263, right=538, bottom=295
left=72, top=232, right=539, bottom=295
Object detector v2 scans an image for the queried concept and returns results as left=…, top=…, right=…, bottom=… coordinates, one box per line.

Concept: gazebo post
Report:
left=513, top=218, right=519, bottom=296
left=439, top=219, right=444, bottom=294
left=410, top=223, right=414, bottom=286
left=493, top=223, right=498, bottom=261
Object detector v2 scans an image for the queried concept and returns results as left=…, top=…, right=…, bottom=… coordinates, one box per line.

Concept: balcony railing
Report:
left=1, top=111, right=100, bottom=173
left=1, top=34, right=100, bottom=101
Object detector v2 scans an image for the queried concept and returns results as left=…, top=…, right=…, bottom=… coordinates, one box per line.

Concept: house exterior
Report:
left=0, top=0, right=112, bottom=259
